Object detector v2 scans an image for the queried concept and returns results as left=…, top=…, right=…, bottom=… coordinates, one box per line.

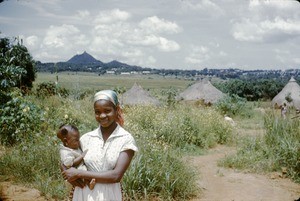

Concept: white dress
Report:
left=72, top=125, right=138, bottom=201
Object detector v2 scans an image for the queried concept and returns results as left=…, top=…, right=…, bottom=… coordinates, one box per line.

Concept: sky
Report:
left=0, top=0, right=300, bottom=70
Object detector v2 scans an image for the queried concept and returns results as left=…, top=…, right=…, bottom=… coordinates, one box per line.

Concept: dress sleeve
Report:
left=121, top=135, right=138, bottom=152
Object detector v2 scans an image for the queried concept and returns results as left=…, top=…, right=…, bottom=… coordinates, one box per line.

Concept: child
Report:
left=57, top=124, right=96, bottom=191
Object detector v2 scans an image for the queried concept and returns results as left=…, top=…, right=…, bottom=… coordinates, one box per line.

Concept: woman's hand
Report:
left=63, top=167, right=80, bottom=182
left=60, top=164, right=85, bottom=188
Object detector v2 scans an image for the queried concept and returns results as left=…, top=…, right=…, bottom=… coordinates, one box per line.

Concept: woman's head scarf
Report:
left=93, top=90, right=124, bottom=126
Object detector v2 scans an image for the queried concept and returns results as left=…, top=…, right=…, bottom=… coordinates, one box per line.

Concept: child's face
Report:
left=65, top=130, right=80, bottom=149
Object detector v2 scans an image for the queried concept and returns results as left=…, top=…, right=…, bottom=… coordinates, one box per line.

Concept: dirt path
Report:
left=188, top=145, right=300, bottom=201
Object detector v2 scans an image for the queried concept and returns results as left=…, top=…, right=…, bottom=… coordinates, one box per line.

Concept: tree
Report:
left=0, top=36, right=36, bottom=92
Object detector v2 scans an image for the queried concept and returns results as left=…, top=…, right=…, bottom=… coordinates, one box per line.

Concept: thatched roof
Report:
left=121, top=83, right=160, bottom=106
left=177, top=79, right=225, bottom=104
left=271, top=77, right=300, bottom=109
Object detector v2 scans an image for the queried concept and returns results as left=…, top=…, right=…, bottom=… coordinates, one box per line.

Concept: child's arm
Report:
left=72, top=149, right=88, bottom=167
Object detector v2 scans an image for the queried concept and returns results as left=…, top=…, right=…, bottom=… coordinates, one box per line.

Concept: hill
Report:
left=67, top=51, right=103, bottom=64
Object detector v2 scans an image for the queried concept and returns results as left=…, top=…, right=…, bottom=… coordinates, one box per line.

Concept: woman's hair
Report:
left=57, top=124, right=79, bottom=141
left=93, top=90, right=124, bottom=126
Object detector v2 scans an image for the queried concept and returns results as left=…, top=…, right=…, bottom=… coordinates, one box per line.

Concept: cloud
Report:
left=139, top=16, right=181, bottom=34
left=24, top=35, right=40, bottom=49
left=185, top=45, right=211, bottom=64
left=232, top=17, right=300, bottom=42
left=42, top=24, right=86, bottom=48
left=181, top=0, right=225, bottom=17
left=76, top=10, right=90, bottom=19
left=232, top=0, right=300, bottom=43
left=90, top=13, right=181, bottom=57
left=93, top=9, right=130, bottom=24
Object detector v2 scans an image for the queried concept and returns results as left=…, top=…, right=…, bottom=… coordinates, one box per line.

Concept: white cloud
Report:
left=43, top=24, right=82, bottom=48
left=76, top=10, right=90, bottom=19
left=293, top=57, right=300, bottom=64
left=181, top=0, right=224, bottom=17
left=232, top=17, right=300, bottom=42
left=93, top=9, right=130, bottom=24
left=139, top=16, right=181, bottom=34
left=185, top=45, right=211, bottom=64
left=24, top=35, right=40, bottom=49
left=249, top=0, right=298, bottom=10
left=157, top=37, right=180, bottom=52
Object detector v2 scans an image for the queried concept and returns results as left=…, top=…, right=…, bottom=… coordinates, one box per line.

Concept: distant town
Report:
left=36, top=51, right=300, bottom=80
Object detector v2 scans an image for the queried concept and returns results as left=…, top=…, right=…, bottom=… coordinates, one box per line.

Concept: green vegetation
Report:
left=220, top=110, right=300, bottom=183
left=1, top=70, right=299, bottom=200
left=0, top=89, right=234, bottom=200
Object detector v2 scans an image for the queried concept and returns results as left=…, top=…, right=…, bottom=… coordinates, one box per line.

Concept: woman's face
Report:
left=94, top=99, right=117, bottom=128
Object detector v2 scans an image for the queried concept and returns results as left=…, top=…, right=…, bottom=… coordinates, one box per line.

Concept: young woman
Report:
left=62, top=90, right=138, bottom=201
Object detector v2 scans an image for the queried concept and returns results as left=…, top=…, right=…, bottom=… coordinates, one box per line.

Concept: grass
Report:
left=1, top=89, right=234, bottom=200
left=219, top=107, right=300, bottom=183
left=2, top=72, right=299, bottom=200
left=36, top=72, right=193, bottom=92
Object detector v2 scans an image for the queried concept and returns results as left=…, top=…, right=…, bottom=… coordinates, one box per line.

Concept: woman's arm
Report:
left=72, top=149, right=88, bottom=167
left=63, top=150, right=134, bottom=183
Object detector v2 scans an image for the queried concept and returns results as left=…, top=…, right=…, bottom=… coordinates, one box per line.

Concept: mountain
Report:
left=67, top=51, right=103, bottom=64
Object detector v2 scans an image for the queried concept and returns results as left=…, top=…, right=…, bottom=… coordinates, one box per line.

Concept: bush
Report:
left=215, top=94, right=250, bottom=117
left=0, top=95, right=44, bottom=145
left=35, top=81, right=69, bottom=98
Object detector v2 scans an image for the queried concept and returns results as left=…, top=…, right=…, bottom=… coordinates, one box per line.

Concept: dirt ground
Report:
left=188, top=145, right=300, bottom=201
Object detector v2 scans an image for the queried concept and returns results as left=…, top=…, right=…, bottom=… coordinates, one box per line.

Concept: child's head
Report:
left=57, top=124, right=80, bottom=149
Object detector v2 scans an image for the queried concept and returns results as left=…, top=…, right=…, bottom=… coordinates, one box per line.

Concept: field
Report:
left=1, top=72, right=300, bottom=201
left=36, top=72, right=193, bottom=92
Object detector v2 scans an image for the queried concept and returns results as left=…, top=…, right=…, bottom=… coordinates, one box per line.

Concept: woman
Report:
left=62, top=90, right=138, bottom=201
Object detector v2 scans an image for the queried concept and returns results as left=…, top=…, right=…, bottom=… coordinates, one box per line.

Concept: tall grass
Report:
left=0, top=91, right=235, bottom=200
left=220, top=110, right=300, bottom=183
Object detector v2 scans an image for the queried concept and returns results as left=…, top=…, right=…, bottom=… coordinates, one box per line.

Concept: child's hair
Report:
left=57, top=124, right=79, bottom=141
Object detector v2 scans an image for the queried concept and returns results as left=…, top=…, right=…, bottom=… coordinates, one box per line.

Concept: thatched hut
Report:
left=177, top=79, right=225, bottom=104
left=121, top=83, right=160, bottom=106
left=271, top=77, right=300, bottom=109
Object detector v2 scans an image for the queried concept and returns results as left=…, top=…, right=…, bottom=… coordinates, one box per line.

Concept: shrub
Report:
left=0, top=95, right=44, bottom=145
left=35, top=81, right=69, bottom=98
left=215, top=94, right=251, bottom=117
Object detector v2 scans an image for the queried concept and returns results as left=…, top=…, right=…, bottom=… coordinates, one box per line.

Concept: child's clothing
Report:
left=59, top=143, right=87, bottom=170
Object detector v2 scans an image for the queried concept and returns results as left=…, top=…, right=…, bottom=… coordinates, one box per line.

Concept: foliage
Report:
left=0, top=36, right=36, bottom=93
left=161, top=87, right=178, bottom=107
left=0, top=91, right=234, bottom=200
left=214, top=94, right=250, bottom=117
left=220, top=110, right=300, bottom=183
left=123, top=144, right=198, bottom=201
left=0, top=94, right=44, bottom=145
left=124, top=105, right=234, bottom=150
left=35, top=81, right=69, bottom=98
left=214, top=78, right=285, bottom=101
left=0, top=137, right=66, bottom=199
